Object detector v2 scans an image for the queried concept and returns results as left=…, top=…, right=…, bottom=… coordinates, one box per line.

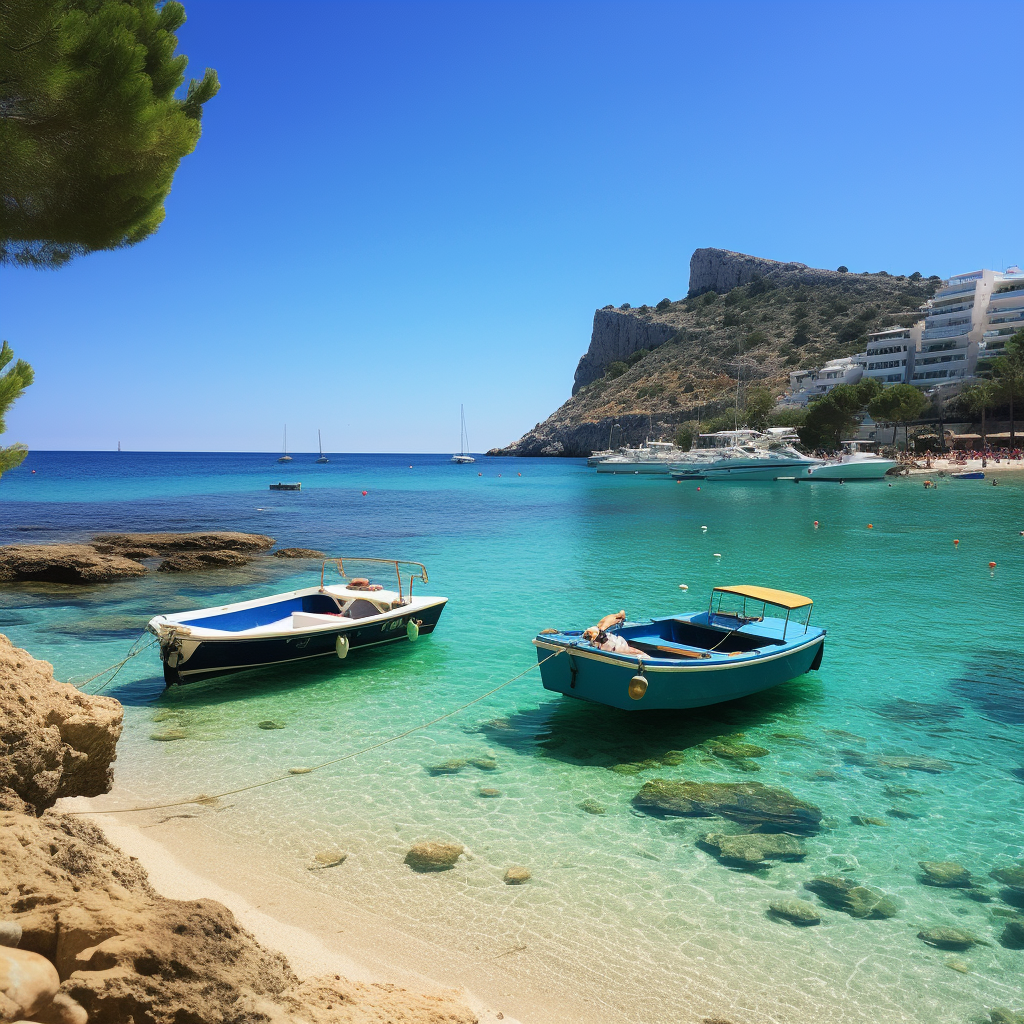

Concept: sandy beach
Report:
left=904, top=456, right=1024, bottom=476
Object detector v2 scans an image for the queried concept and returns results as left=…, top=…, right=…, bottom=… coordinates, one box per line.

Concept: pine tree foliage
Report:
left=0, top=0, right=219, bottom=268
left=0, top=341, right=35, bottom=475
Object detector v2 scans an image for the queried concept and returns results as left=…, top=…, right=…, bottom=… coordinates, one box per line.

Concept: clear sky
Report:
left=2, top=1, right=1021, bottom=454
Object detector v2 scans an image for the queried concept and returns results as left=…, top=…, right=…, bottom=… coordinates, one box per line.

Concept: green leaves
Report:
left=0, top=341, right=35, bottom=476
left=0, top=0, right=220, bottom=268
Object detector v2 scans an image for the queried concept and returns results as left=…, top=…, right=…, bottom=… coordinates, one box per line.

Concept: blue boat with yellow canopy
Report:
left=533, top=585, right=824, bottom=711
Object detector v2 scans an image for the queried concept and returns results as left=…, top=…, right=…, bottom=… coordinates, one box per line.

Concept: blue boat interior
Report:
left=181, top=593, right=386, bottom=632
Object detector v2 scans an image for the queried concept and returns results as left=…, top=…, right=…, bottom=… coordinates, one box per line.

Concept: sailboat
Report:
left=316, top=429, right=329, bottom=463
left=278, top=426, right=292, bottom=462
left=451, top=405, right=475, bottom=464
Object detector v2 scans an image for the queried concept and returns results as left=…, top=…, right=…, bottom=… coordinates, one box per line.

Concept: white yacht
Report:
left=594, top=441, right=686, bottom=474
left=451, top=405, right=475, bottom=464
left=668, top=430, right=821, bottom=480
left=801, top=443, right=896, bottom=481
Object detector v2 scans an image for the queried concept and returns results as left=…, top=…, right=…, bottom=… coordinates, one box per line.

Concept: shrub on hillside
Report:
left=605, top=361, right=628, bottom=379
left=656, top=298, right=672, bottom=311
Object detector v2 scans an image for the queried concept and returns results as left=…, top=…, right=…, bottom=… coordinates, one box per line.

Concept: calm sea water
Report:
left=2, top=451, right=1022, bottom=1022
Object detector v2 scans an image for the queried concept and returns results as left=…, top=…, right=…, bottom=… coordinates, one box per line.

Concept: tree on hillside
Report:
left=991, top=329, right=1024, bottom=445
left=960, top=381, right=997, bottom=448
left=867, top=383, right=928, bottom=449
left=0, top=342, right=35, bottom=475
left=742, top=386, right=775, bottom=431
left=797, top=379, right=881, bottom=451
left=0, top=0, right=219, bottom=268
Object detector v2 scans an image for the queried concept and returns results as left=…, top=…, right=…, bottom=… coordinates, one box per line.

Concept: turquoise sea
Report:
left=2, top=452, right=1023, bottom=1023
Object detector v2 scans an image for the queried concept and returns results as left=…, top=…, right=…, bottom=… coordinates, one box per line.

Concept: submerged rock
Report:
left=989, top=1010, right=1024, bottom=1024
left=578, top=799, right=606, bottom=815
left=150, top=728, right=187, bottom=742
left=884, top=784, right=923, bottom=799
left=309, top=850, right=347, bottom=870
left=850, top=815, right=889, bottom=827
left=1000, top=920, right=1024, bottom=949
left=427, top=759, right=468, bottom=776
left=990, top=863, right=1024, bottom=892
left=273, top=548, right=326, bottom=559
left=707, top=739, right=769, bottom=760
left=887, top=807, right=921, bottom=820
left=632, top=779, right=822, bottom=833
left=503, top=865, right=531, bottom=885
left=469, top=756, right=498, bottom=771
left=478, top=788, right=501, bottom=798
left=257, top=720, right=286, bottom=730
left=404, top=841, right=464, bottom=871
left=660, top=750, right=687, bottom=766
left=699, top=832, right=806, bottom=866
left=919, top=861, right=974, bottom=888
left=93, top=531, right=274, bottom=554
left=158, top=550, right=251, bottom=572
left=768, top=898, right=821, bottom=926
left=841, top=750, right=953, bottom=774
left=803, top=877, right=900, bottom=919
left=917, top=926, right=982, bottom=950
left=945, top=958, right=971, bottom=973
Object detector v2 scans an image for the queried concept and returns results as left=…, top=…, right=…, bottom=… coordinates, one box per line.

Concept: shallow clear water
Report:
left=2, top=452, right=1023, bottom=1022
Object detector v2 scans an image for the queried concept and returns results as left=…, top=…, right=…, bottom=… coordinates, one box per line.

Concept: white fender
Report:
left=407, top=619, right=419, bottom=641
left=335, top=634, right=350, bottom=659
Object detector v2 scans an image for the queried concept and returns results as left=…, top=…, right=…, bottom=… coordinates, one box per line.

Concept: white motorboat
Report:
left=668, top=430, right=821, bottom=480
left=800, top=450, right=896, bottom=481
left=594, top=441, right=686, bottom=474
left=451, top=405, right=475, bottom=464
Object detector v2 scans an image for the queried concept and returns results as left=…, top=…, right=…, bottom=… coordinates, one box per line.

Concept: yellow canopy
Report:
left=713, top=585, right=812, bottom=610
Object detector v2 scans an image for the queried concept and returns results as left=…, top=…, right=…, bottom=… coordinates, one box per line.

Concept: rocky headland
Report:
left=490, top=247, right=939, bottom=456
left=0, top=634, right=478, bottom=1023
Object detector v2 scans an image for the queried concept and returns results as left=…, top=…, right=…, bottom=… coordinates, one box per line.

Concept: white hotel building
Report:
left=783, top=266, right=1020, bottom=407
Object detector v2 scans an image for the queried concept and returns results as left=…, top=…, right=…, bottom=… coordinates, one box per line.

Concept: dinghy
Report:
left=148, top=558, right=446, bottom=686
left=533, top=585, right=824, bottom=711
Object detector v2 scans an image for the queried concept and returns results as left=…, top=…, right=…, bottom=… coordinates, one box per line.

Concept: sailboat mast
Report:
left=318, top=429, right=322, bottom=456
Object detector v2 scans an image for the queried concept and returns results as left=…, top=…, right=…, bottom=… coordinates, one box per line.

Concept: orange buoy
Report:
left=697, top=487, right=701, bottom=491
left=867, top=524, right=873, bottom=529
left=989, top=561, right=996, bottom=568
left=813, top=521, right=818, bottom=528
left=953, top=539, right=959, bottom=546
left=518, top=473, right=521, bottom=476
left=361, top=490, right=367, bottom=496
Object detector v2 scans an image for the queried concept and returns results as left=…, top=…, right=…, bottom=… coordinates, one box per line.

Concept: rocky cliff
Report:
left=493, top=249, right=937, bottom=457
left=0, top=636, right=478, bottom=1024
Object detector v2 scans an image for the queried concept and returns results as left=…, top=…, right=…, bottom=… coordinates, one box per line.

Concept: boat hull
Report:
left=159, top=598, right=446, bottom=686
left=802, top=459, right=896, bottom=481
left=535, top=631, right=824, bottom=711
left=595, top=462, right=673, bottom=474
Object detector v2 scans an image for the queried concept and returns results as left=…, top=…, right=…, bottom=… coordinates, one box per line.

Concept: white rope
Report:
left=70, top=633, right=158, bottom=694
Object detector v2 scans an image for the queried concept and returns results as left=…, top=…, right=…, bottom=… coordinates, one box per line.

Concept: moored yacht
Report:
left=801, top=444, right=896, bottom=481
left=668, top=430, right=821, bottom=480
left=594, top=441, right=686, bottom=474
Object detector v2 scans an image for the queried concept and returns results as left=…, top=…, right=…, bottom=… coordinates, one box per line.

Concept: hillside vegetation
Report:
left=496, top=265, right=940, bottom=456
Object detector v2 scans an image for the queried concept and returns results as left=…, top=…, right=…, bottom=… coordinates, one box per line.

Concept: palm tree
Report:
left=961, top=381, right=997, bottom=450
left=991, top=329, right=1024, bottom=446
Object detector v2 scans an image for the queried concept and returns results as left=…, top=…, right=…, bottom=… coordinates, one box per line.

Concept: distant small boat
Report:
left=316, top=429, right=329, bottom=464
left=534, top=585, right=825, bottom=711
left=952, top=471, right=985, bottom=480
left=270, top=482, right=301, bottom=491
left=278, top=426, right=292, bottom=463
left=451, top=405, right=475, bottom=464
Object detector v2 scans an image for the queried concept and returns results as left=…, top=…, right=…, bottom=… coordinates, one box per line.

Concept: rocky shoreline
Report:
left=0, top=635, right=479, bottom=1024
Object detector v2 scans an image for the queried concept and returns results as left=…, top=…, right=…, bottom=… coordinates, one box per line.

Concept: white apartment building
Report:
left=786, top=357, right=863, bottom=406
left=853, top=324, right=923, bottom=385
left=910, top=269, right=995, bottom=386
left=980, top=266, right=1024, bottom=364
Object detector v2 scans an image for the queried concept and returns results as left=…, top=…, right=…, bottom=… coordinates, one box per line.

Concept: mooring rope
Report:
left=70, top=633, right=158, bottom=695
left=67, top=648, right=565, bottom=817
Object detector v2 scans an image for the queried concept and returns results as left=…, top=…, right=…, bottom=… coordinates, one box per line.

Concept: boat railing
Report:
left=709, top=586, right=814, bottom=640
left=319, top=557, right=428, bottom=602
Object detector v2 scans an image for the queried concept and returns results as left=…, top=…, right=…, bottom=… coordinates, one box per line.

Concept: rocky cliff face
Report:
left=572, top=309, right=681, bottom=394
left=491, top=249, right=937, bottom=457
left=687, top=247, right=845, bottom=296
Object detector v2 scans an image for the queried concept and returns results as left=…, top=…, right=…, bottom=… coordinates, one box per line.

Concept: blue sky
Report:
left=2, top=1, right=1021, bottom=453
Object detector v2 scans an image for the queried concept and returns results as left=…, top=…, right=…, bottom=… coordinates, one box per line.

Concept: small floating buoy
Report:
left=679, top=584, right=688, bottom=590
left=813, top=521, right=818, bottom=529
left=701, top=526, right=707, bottom=532
left=953, top=539, right=959, bottom=547
left=335, top=635, right=350, bottom=659
left=867, top=524, right=873, bottom=529
left=478, top=472, right=482, bottom=476
left=697, top=487, right=700, bottom=491
left=31, top=470, right=35, bottom=473
left=361, top=490, right=367, bottom=496
left=713, top=552, right=722, bottom=558
left=289, top=767, right=313, bottom=775
left=989, top=561, right=996, bottom=568
left=406, top=619, right=420, bottom=641
left=518, top=472, right=522, bottom=476
left=628, top=675, right=648, bottom=700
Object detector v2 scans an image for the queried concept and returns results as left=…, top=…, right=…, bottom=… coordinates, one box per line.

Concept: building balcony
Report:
left=988, top=311, right=1024, bottom=327
left=991, top=283, right=1024, bottom=300
left=922, top=327, right=971, bottom=343
left=933, top=282, right=979, bottom=300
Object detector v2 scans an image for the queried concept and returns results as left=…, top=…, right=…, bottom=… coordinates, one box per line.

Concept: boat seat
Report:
left=630, top=636, right=712, bottom=659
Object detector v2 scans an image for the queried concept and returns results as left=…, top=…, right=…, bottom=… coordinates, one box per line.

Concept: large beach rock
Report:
left=632, top=779, right=822, bottom=833
left=1000, top=920, right=1024, bottom=950
left=273, top=548, right=326, bottom=559
left=157, top=550, right=252, bottom=572
left=92, top=531, right=274, bottom=555
left=0, top=944, right=60, bottom=1019
left=803, top=877, right=900, bottom=919
left=917, top=926, right=982, bottom=950
left=699, top=832, right=806, bottom=866
left=0, top=544, right=147, bottom=585
left=0, top=635, right=122, bottom=814
left=404, top=841, right=464, bottom=872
